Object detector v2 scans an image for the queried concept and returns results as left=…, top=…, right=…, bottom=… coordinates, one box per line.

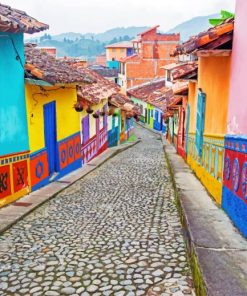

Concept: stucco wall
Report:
left=198, top=55, right=231, bottom=136
left=25, top=84, right=80, bottom=153
left=0, top=32, right=29, bottom=156
left=227, top=0, right=247, bottom=134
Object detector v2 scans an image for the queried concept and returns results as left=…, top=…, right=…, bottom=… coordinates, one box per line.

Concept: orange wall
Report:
left=198, top=55, right=231, bottom=135
left=106, top=48, right=127, bottom=61
left=188, top=81, right=197, bottom=133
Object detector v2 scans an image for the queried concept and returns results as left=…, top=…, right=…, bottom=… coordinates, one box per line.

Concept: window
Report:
left=195, top=90, right=206, bottom=157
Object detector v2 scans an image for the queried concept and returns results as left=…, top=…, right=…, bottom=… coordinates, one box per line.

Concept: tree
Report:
left=209, top=10, right=234, bottom=26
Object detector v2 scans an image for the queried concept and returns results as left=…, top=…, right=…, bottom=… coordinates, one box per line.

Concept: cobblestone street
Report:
left=0, top=126, right=194, bottom=296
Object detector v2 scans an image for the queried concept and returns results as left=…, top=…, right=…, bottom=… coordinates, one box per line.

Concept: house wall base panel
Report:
left=0, top=152, right=30, bottom=208
left=187, top=155, right=222, bottom=204
left=222, top=186, right=247, bottom=238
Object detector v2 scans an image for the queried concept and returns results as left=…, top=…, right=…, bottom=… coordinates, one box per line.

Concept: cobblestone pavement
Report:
left=0, top=126, right=194, bottom=296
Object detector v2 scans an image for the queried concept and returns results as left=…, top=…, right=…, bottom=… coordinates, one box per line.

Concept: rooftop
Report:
left=105, top=41, right=133, bottom=49
left=25, top=45, right=93, bottom=85
left=0, top=3, right=48, bottom=34
left=173, top=18, right=234, bottom=56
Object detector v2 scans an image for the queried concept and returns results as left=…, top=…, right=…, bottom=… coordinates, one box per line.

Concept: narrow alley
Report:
left=0, top=126, right=194, bottom=296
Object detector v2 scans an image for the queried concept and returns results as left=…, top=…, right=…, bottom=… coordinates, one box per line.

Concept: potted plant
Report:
left=113, top=112, right=118, bottom=117
left=74, top=102, right=83, bottom=112
left=93, top=113, right=99, bottom=119
left=86, top=106, right=94, bottom=114
left=100, top=110, right=106, bottom=116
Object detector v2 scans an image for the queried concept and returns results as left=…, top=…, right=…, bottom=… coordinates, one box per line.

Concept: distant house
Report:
left=105, top=41, right=134, bottom=70
left=0, top=4, right=48, bottom=207
left=95, top=54, right=106, bottom=67
left=127, top=78, right=172, bottom=131
left=37, top=46, right=57, bottom=57
left=118, top=26, right=180, bottom=91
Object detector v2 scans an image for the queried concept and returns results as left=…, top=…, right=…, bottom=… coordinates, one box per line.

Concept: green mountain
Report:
left=27, top=27, right=148, bottom=58
left=166, top=13, right=219, bottom=41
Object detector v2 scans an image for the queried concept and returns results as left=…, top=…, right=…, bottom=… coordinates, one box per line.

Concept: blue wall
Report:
left=127, top=48, right=134, bottom=56
left=0, top=32, right=29, bottom=156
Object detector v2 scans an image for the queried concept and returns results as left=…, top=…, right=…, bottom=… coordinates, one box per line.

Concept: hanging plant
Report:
left=113, top=112, right=118, bottom=117
left=93, top=113, right=99, bottom=119
left=86, top=106, right=94, bottom=114
left=74, top=102, right=83, bottom=112
left=100, top=111, right=106, bottom=116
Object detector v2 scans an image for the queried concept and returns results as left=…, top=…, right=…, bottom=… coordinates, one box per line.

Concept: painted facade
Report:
left=222, top=0, right=247, bottom=237
left=106, top=41, right=134, bottom=70
left=0, top=5, right=48, bottom=207
left=80, top=101, right=108, bottom=163
left=187, top=53, right=231, bottom=204
left=25, top=83, right=82, bottom=191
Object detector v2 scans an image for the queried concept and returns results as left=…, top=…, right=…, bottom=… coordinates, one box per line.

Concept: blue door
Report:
left=44, top=102, right=57, bottom=175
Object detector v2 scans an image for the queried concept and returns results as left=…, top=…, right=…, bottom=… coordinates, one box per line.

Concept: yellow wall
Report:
left=106, top=48, right=127, bottom=61
left=25, top=84, right=80, bottom=153
left=188, top=81, right=197, bottom=133
left=198, top=55, right=231, bottom=135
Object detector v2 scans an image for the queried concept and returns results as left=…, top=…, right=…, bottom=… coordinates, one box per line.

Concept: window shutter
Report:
left=195, top=90, right=206, bottom=157
left=185, top=104, right=190, bottom=155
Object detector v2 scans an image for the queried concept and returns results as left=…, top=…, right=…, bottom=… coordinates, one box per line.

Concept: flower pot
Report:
left=93, top=113, right=99, bottom=119
left=74, top=102, right=83, bottom=112
left=86, top=107, right=94, bottom=114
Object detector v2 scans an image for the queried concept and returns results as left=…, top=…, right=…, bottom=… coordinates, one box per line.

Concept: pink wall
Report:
left=227, top=0, right=247, bottom=134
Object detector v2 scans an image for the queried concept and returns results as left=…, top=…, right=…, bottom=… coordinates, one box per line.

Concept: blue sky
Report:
left=2, top=0, right=236, bottom=35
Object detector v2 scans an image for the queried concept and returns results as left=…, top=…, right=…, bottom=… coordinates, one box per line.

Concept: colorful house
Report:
left=163, top=63, right=197, bottom=158
left=118, top=26, right=180, bottom=91
left=109, top=93, right=139, bottom=143
left=0, top=4, right=48, bottom=207
left=76, top=68, right=118, bottom=163
left=222, top=0, right=247, bottom=237
left=106, top=41, right=134, bottom=70
left=24, top=45, right=94, bottom=191
left=127, top=79, right=172, bottom=131
left=172, top=18, right=234, bottom=204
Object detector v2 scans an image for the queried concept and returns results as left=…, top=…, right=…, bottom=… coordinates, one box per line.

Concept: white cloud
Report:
left=2, top=0, right=236, bottom=35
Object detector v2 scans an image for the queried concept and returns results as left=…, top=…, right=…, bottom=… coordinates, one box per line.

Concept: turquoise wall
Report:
left=107, top=60, right=120, bottom=70
left=0, top=32, right=29, bottom=156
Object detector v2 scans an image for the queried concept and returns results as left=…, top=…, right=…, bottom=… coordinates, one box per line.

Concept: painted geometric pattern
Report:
left=30, top=149, right=49, bottom=187
left=188, top=133, right=224, bottom=182
left=81, top=135, right=98, bottom=163
left=223, top=136, right=247, bottom=237
left=0, top=152, right=30, bottom=199
left=58, top=133, right=81, bottom=170
left=223, top=136, right=247, bottom=203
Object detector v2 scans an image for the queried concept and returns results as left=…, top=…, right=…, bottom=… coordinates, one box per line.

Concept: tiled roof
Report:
left=105, top=41, right=133, bottom=49
left=25, top=45, right=94, bottom=85
left=89, top=66, right=119, bottom=78
left=0, top=3, right=48, bottom=34
left=171, top=62, right=198, bottom=80
left=127, top=79, right=167, bottom=101
left=109, top=93, right=140, bottom=114
left=127, top=79, right=173, bottom=112
left=120, top=54, right=140, bottom=63
left=173, top=18, right=234, bottom=56
left=74, top=65, right=120, bottom=105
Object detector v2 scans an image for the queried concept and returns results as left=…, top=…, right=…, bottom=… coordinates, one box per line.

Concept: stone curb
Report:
left=0, top=140, right=141, bottom=235
left=162, top=137, right=247, bottom=296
